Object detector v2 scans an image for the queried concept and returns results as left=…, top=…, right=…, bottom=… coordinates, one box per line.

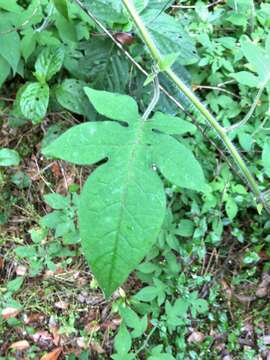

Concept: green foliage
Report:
left=0, top=18, right=20, bottom=75
left=42, top=87, right=205, bottom=296
left=262, top=142, right=270, bottom=178
left=232, top=34, right=270, bottom=89
left=20, top=82, right=50, bottom=123
left=0, top=149, right=20, bottom=166
left=1, top=0, right=270, bottom=358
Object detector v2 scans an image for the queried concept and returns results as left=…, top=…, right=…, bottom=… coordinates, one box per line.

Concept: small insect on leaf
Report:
left=114, top=32, right=135, bottom=46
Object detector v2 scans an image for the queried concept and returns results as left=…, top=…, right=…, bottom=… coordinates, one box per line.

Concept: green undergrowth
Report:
left=1, top=0, right=270, bottom=359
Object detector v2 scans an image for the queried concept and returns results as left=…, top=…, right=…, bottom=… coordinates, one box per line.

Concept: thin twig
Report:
left=194, top=84, right=241, bottom=99
left=226, top=81, right=268, bottom=132
left=35, top=3, right=54, bottom=32
left=142, top=67, right=160, bottom=120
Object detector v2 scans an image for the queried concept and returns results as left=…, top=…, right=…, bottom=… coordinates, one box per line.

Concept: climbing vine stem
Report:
left=121, top=0, right=269, bottom=212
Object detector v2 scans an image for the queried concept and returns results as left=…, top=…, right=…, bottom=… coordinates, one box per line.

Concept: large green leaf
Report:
left=0, top=56, right=10, bottom=88
left=82, top=0, right=127, bottom=24
left=0, top=18, right=20, bottom=74
left=240, top=38, right=270, bottom=84
left=146, top=111, right=196, bottom=135
left=65, top=39, right=130, bottom=92
left=42, top=88, right=206, bottom=296
left=0, top=0, right=23, bottom=13
left=140, top=8, right=198, bottom=65
left=20, top=82, right=50, bottom=124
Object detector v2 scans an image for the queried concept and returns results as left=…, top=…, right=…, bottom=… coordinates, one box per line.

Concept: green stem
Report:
left=122, top=0, right=262, bottom=201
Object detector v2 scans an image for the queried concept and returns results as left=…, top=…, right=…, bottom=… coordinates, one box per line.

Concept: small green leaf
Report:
left=148, top=355, right=176, bottom=360
left=231, top=71, right=259, bottom=87
left=53, top=0, right=69, bottom=19
left=114, top=324, right=132, bottom=355
left=238, top=133, right=253, bottom=152
left=15, top=245, right=37, bottom=258
left=34, top=47, right=65, bottom=83
left=44, top=193, right=69, bottom=210
left=262, top=142, right=270, bottom=177
left=243, top=251, right=260, bottom=265
left=225, top=197, right=238, bottom=220
left=40, top=211, right=64, bottom=229
left=143, top=72, right=156, bottom=86
left=176, top=219, right=194, bottom=237
left=191, top=298, right=209, bottom=314
left=133, top=286, right=160, bottom=302
left=20, top=82, right=50, bottom=123
left=21, top=30, right=37, bottom=62
left=7, top=277, right=24, bottom=293
left=120, top=307, right=147, bottom=338
left=0, top=148, right=20, bottom=166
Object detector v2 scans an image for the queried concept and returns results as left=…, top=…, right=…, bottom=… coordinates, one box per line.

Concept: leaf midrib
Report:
left=107, top=119, right=145, bottom=293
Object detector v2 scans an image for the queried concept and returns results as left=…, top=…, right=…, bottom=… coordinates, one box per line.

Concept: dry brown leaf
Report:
left=40, top=347, right=62, bottom=360
left=9, top=340, right=30, bottom=350
left=77, top=337, right=87, bottom=349
left=90, top=341, right=105, bottom=354
left=1, top=307, right=21, bottom=319
left=16, top=265, right=27, bottom=276
left=263, top=335, right=270, bottom=345
left=187, top=331, right=205, bottom=343
left=234, top=294, right=256, bottom=303
left=256, top=273, right=270, bottom=298
left=32, top=331, right=53, bottom=346
left=0, top=256, right=4, bottom=270
left=23, top=312, right=45, bottom=324
left=51, top=163, right=61, bottom=178
left=54, top=301, right=69, bottom=310
left=49, top=325, right=60, bottom=346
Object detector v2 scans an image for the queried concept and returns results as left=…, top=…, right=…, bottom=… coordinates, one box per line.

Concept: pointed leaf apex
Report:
left=84, top=87, right=139, bottom=124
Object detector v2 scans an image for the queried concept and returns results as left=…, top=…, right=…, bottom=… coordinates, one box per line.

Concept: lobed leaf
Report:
left=147, top=112, right=196, bottom=135
left=150, top=134, right=206, bottom=192
left=43, top=88, right=206, bottom=296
